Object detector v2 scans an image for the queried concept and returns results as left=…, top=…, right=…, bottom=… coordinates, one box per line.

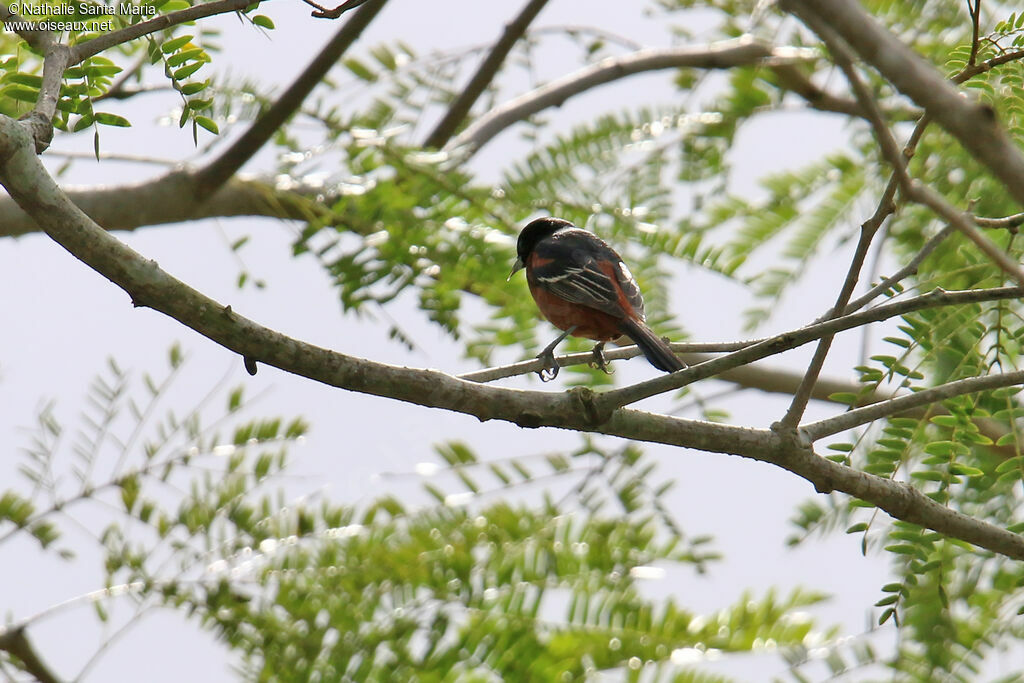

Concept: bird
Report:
left=509, top=216, right=685, bottom=381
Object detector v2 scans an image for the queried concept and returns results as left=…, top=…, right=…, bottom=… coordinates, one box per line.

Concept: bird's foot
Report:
left=535, top=326, right=576, bottom=381
left=589, top=342, right=612, bottom=374
left=536, top=347, right=560, bottom=382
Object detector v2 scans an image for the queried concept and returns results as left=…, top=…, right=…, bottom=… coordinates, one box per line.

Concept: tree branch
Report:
left=838, top=224, right=954, bottom=318
left=793, top=6, right=1024, bottom=289
left=193, top=0, right=388, bottom=196
left=458, top=343, right=750, bottom=383
left=976, top=211, right=1024, bottom=230
left=0, top=3, right=56, bottom=52
left=596, top=285, right=1024, bottom=411
left=801, top=369, right=1024, bottom=441
left=447, top=38, right=816, bottom=155
left=423, top=0, right=551, bottom=149
left=4, top=113, right=1024, bottom=560
left=0, top=174, right=332, bottom=237
left=777, top=16, right=908, bottom=430
left=68, top=0, right=256, bottom=63
left=0, top=627, right=63, bottom=683
left=782, top=0, right=1024, bottom=208
left=953, top=48, right=1024, bottom=84
left=30, top=45, right=70, bottom=151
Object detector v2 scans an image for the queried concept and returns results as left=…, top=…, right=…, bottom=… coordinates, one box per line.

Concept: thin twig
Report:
left=193, top=0, right=388, bottom=197
left=770, top=61, right=869, bottom=117
left=69, top=0, right=256, bottom=63
left=840, top=224, right=955, bottom=317
left=905, top=179, right=1024, bottom=286
left=596, top=286, right=1024, bottom=411
left=447, top=38, right=816, bottom=154
left=801, top=368, right=1024, bottom=441
left=953, top=48, right=1024, bottom=83
left=967, top=0, right=982, bottom=67
left=300, top=0, right=370, bottom=20
left=423, top=0, right=551, bottom=149
left=459, top=341, right=749, bottom=383
left=975, top=211, right=1024, bottom=231
left=777, top=19, right=898, bottom=430
left=94, top=53, right=153, bottom=101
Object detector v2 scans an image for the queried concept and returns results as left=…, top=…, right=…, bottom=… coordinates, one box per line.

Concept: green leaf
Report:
left=166, top=48, right=208, bottom=68
left=180, top=81, right=208, bottom=95
left=169, top=342, right=183, bottom=368
left=195, top=116, right=219, bottom=135
left=948, top=464, right=984, bottom=477
left=95, top=112, right=131, bottom=127
left=72, top=115, right=95, bottom=132
left=2, top=86, right=39, bottom=103
left=252, top=14, right=274, bottom=29
left=343, top=57, right=376, bottom=82
left=161, top=35, right=194, bottom=53
left=173, top=62, right=205, bottom=80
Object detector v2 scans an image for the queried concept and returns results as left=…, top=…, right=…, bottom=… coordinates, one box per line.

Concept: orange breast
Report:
left=528, top=284, right=623, bottom=341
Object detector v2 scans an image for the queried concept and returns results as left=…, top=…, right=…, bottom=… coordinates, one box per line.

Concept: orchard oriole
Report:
left=510, top=217, right=685, bottom=381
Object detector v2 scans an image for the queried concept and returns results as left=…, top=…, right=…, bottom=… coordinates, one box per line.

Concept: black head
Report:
left=509, top=217, right=575, bottom=279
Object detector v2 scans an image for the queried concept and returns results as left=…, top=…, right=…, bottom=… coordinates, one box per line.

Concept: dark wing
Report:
left=529, top=229, right=645, bottom=321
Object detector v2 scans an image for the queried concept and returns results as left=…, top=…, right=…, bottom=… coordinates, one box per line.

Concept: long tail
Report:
left=618, top=318, right=686, bottom=373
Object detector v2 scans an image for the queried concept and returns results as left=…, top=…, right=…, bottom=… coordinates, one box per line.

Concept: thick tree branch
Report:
left=447, top=38, right=817, bottom=155
left=0, top=174, right=331, bottom=237
left=423, top=0, right=551, bottom=149
left=811, top=18, right=1024, bottom=286
left=782, top=0, right=1024, bottom=208
left=4, top=114, right=1024, bottom=559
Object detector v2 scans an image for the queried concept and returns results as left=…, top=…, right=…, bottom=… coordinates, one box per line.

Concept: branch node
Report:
left=978, top=102, right=998, bottom=123
left=570, top=385, right=610, bottom=426
left=811, top=476, right=835, bottom=495
left=514, top=411, right=544, bottom=428
left=244, top=356, right=258, bottom=375
left=17, top=112, right=53, bottom=154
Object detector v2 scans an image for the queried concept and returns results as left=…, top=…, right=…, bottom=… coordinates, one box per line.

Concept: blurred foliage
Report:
left=7, top=0, right=1024, bottom=681
left=2, top=351, right=834, bottom=682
